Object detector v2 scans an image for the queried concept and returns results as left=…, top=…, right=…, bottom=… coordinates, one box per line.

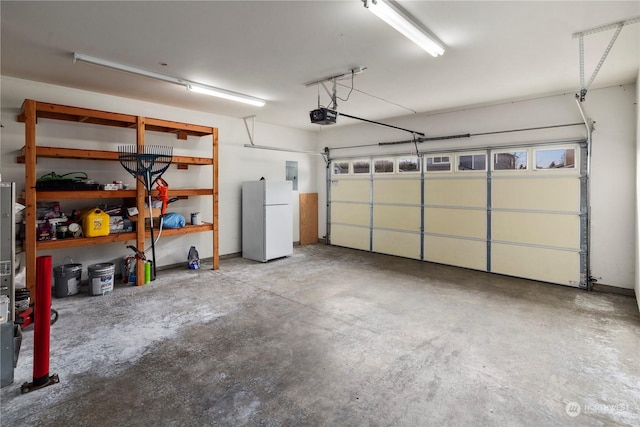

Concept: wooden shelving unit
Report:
left=18, top=99, right=219, bottom=297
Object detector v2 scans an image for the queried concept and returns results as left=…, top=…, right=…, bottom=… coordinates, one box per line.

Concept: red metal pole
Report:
left=21, top=255, right=59, bottom=393
left=33, top=255, right=52, bottom=384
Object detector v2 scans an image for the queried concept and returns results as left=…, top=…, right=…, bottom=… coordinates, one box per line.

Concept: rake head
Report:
left=118, top=145, right=173, bottom=186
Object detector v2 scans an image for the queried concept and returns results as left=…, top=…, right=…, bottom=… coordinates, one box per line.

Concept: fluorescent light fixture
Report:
left=188, top=85, right=265, bottom=107
left=243, top=144, right=322, bottom=155
left=364, top=0, right=445, bottom=57
left=73, top=52, right=266, bottom=107
left=73, top=53, right=184, bottom=85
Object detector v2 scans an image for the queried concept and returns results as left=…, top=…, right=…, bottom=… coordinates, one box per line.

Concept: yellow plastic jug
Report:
left=82, top=208, right=110, bottom=237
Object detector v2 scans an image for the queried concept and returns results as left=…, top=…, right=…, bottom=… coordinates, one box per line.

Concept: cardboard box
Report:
left=128, top=208, right=161, bottom=222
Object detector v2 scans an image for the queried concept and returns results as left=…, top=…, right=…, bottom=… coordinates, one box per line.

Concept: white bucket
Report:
left=88, top=263, right=115, bottom=296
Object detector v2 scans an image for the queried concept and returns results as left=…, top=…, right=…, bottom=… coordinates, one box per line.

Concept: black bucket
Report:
left=53, top=263, right=82, bottom=298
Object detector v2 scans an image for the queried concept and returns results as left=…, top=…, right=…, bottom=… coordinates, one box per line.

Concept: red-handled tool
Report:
left=155, top=177, right=169, bottom=215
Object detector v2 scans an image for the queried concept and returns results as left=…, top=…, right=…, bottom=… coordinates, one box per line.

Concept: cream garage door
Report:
left=328, top=142, right=586, bottom=288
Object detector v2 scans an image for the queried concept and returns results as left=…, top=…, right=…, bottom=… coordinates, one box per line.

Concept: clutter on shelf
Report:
left=35, top=202, right=135, bottom=240
left=36, top=171, right=100, bottom=191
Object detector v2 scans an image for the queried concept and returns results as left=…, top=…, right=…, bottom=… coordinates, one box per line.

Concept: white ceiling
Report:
left=2, top=1, right=638, bottom=131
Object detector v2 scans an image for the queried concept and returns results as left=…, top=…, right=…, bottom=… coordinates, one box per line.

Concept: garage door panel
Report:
left=424, top=235, right=486, bottom=271
left=425, top=179, right=486, bottom=207
left=491, top=243, right=580, bottom=287
left=373, top=230, right=420, bottom=259
left=331, top=179, right=370, bottom=203
left=424, top=208, right=486, bottom=239
left=373, top=179, right=420, bottom=204
left=493, top=178, right=580, bottom=211
left=331, top=203, right=370, bottom=226
left=373, top=205, right=421, bottom=231
left=492, top=211, right=580, bottom=248
left=331, top=224, right=370, bottom=251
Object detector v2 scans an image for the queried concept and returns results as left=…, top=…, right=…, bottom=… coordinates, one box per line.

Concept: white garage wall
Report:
left=587, top=86, right=637, bottom=291
left=636, top=70, right=640, bottom=310
left=0, top=76, right=318, bottom=272
left=317, top=84, right=637, bottom=290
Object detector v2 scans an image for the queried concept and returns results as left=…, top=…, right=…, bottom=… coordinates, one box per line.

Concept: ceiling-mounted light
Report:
left=73, top=52, right=266, bottom=107
left=187, top=85, right=265, bottom=107
left=364, top=0, right=445, bottom=57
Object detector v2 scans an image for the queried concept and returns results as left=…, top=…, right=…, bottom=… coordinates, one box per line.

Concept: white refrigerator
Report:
left=242, top=180, right=293, bottom=262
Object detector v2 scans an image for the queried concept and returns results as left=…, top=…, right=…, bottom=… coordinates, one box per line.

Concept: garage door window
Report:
left=353, top=159, right=371, bottom=174
left=333, top=161, right=350, bottom=175
left=535, top=148, right=575, bottom=170
left=426, top=155, right=451, bottom=172
left=458, top=154, right=487, bottom=171
left=374, top=159, right=394, bottom=174
left=398, top=157, right=421, bottom=173
left=493, top=151, right=527, bottom=170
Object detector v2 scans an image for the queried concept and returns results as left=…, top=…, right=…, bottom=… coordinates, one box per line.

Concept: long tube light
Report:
left=187, top=85, right=265, bottom=107
left=73, top=53, right=266, bottom=107
left=364, top=0, right=445, bottom=57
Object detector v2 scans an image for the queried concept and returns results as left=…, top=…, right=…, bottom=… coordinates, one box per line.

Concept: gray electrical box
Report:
left=286, top=161, right=298, bottom=191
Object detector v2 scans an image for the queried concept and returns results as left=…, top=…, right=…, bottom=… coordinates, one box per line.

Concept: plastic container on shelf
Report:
left=81, top=209, right=110, bottom=237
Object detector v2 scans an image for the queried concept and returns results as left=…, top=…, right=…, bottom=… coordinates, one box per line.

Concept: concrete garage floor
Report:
left=1, top=244, right=639, bottom=426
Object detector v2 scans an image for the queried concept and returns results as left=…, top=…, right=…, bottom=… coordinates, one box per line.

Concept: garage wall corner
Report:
left=636, top=71, right=640, bottom=312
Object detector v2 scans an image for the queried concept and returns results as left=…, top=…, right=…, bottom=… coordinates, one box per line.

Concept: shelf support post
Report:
left=135, top=116, right=146, bottom=285
left=213, top=128, right=219, bottom=270
left=23, top=100, right=38, bottom=302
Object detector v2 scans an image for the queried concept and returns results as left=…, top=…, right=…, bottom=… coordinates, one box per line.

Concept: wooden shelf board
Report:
left=18, top=146, right=212, bottom=166
left=33, top=188, right=213, bottom=200
left=36, top=190, right=137, bottom=199
left=19, top=101, right=137, bottom=128
left=35, top=223, right=214, bottom=250
left=169, top=189, right=214, bottom=197
left=36, top=232, right=137, bottom=250
left=145, top=117, right=214, bottom=137
left=19, top=100, right=214, bottom=137
left=160, top=223, right=214, bottom=236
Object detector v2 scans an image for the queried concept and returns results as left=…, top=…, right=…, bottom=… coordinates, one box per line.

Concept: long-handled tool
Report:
left=118, top=145, right=173, bottom=279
